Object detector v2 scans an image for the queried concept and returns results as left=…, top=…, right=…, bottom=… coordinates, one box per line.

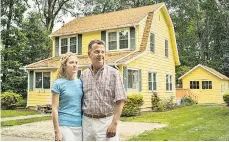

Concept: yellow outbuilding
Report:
left=179, top=64, right=229, bottom=104
left=24, top=3, right=180, bottom=110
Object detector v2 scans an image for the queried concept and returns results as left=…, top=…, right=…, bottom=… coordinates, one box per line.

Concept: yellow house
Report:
left=24, top=3, right=180, bottom=110
left=179, top=64, right=229, bottom=104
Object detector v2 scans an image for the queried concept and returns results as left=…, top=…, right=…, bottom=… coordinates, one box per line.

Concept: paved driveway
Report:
left=1, top=120, right=167, bottom=141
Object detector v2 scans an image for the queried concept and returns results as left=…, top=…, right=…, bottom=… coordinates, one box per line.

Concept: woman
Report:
left=51, top=52, right=83, bottom=141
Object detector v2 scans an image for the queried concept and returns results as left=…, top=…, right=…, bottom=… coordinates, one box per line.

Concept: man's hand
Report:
left=55, top=132, right=63, bottom=141
left=106, top=122, right=117, bottom=138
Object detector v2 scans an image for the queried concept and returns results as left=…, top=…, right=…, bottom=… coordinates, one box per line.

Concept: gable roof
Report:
left=51, top=3, right=164, bottom=37
left=25, top=51, right=133, bottom=69
left=178, top=64, right=229, bottom=80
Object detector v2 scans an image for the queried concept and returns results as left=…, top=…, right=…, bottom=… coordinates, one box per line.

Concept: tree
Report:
left=163, top=0, right=229, bottom=80
left=1, top=0, right=28, bottom=96
left=33, top=0, right=80, bottom=33
left=1, top=0, right=51, bottom=97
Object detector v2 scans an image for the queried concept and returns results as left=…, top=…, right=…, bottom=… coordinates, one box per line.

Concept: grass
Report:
left=1, top=116, right=51, bottom=127
left=121, top=105, right=229, bottom=141
left=1, top=109, right=40, bottom=118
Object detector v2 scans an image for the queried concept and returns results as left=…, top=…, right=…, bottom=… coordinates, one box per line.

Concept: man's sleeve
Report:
left=114, top=71, right=127, bottom=102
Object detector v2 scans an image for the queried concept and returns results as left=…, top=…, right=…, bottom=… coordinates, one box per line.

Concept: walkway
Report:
left=1, top=114, right=50, bottom=122
left=1, top=114, right=167, bottom=141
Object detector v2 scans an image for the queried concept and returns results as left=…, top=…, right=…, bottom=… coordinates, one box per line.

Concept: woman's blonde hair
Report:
left=56, top=52, right=78, bottom=79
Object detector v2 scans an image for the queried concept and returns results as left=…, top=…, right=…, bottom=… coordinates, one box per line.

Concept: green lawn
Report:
left=1, top=109, right=40, bottom=118
left=121, top=105, right=229, bottom=141
left=1, top=116, right=51, bottom=127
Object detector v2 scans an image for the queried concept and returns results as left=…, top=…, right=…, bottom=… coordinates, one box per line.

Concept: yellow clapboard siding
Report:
left=28, top=91, right=52, bottom=106
left=182, top=66, right=229, bottom=104
left=82, top=31, right=101, bottom=55
left=126, top=8, right=176, bottom=106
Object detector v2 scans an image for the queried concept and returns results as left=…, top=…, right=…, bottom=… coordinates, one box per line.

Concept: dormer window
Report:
left=107, top=29, right=130, bottom=51
left=59, top=35, right=78, bottom=54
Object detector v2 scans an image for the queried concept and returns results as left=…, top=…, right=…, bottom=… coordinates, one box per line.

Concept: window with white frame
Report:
left=148, top=72, right=157, bottom=91
left=61, top=38, right=68, bottom=54
left=107, top=30, right=129, bottom=51
left=190, top=81, right=199, bottom=89
left=166, top=74, right=172, bottom=91
left=60, top=36, right=78, bottom=54
left=35, top=72, right=50, bottom=89
left=108, top=32, right=117, bottom=50
left=128, top=69, right=138, bottom=89
left=202, top=81, right=212, bottom=89
left=119, top=30, right=128, bottom=49
left=150, top=33, right=155, bottom=53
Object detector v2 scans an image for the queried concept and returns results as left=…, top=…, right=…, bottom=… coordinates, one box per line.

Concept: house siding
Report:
left=27, top=6, right=179, bottom=109
left=182, top=67, right=228, bottom=104
left=82, top=31, right=101, bottom=55
left=126, top=9, right=176, bottom=109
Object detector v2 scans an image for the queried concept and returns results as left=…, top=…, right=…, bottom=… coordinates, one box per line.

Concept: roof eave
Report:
left=50, top=24, right=138, bottom=37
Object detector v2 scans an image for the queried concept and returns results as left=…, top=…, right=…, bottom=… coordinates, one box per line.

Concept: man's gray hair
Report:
left=88, top=40, right=105, bottom=50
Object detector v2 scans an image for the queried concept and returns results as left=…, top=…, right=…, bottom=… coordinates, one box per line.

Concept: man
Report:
left=81, top=39, right=126, bottom=141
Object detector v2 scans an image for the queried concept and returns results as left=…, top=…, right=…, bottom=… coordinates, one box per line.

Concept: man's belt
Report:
left=83, top=113, right=113, bottom=118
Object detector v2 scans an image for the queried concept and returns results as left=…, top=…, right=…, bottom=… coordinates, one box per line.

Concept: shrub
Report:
left=151, top=92, right=161, bottom=111
left=121, top=94, right=144, bottom=117
left=1, top=91, right=24, bottom=110
left=15, top=99, right=27, bottom=108
left=164, top=96, right=176, bottom=110
left=181, top=96, right=196, bottom=106
left=157, top=100, right=166, bottom=112
left=223, top=93, right=229, bottom=106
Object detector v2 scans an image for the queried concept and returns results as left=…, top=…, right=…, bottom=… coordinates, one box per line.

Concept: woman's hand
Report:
left=55, top=131, right=63, bottom=141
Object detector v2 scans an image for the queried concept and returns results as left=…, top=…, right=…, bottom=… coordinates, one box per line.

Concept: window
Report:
left=108, top=32, right=117, bottom=50
left=202, top=81, right=212, bottom=89
left=148, top=72, right=157, bottom=91
left=107, top=30, right=129, bottom=51
left=60, top=36, right=78, bottom=54
left=190, top=81, right=199, bottom=89
left=70, top=37, right=77, bottom=53
left=128, top=69, right=138, bottom=89
left=119, top=30, right=128, bottom=49
left=61, top=38, right=68, bottom=54
left=35, top=72, right=50, bottom=89
left=165, top=40, right=168, bottom=57
left=150, top=33, right=155, bottom=53
left=166, top=74, right=172, bottom=91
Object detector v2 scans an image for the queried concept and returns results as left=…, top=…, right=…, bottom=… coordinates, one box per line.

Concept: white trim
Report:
left=26, top=71, right=29, bottom=108
left=50, top=24, right=136, bottom=37
left=59, top=35, right=78, bottom=55
left=178, top=64, right=224, bottom=80
left=123, top=51, right=147, bottom=65
left=154, top=3, right=165, bottom=13
left=201, top=80, right=212, bottom=90
left=148, top=72, right=157, bottom=92
left=166, top=74, right=172, bottom=91
left=34, top=71, right=51, bottom=90
left=106, top=28, right=130, bottom=51
left=127, top=67, right=139, bottom=91
left=26, top=67, right=57, bottom=70
left=136, top=15, right=148, bottom=26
